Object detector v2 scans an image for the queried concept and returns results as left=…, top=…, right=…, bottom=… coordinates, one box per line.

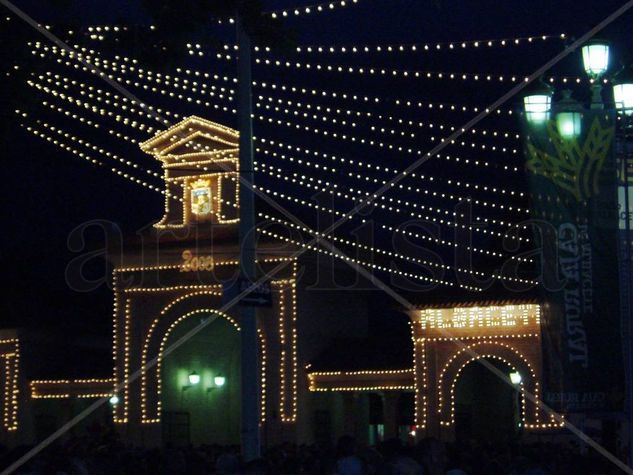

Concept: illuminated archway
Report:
left=137, top=291, right=266, bottom=424
left=410, top=303, right=563, bottom=439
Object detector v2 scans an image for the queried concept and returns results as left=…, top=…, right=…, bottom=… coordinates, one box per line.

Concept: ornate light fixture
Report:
left=555, top=90, right=583, bottom=139
left=188, top=371, right=201, bottom=386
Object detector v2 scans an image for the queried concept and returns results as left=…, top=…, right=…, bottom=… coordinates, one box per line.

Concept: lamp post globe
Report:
left=613, top=65, right=633, bottom=116
left=188, top=371, right=201, bottom=386
left=582, top=40, right=610, bottom=78
left=523, top=82, right=553, bottom=125
left=555, top=90, right=583, bottom=139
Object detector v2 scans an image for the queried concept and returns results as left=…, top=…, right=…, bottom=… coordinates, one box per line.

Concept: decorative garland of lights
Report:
left=280, top=33, right=567, bottom=54
left=256, top=94, right=521, bottom=144
left=33, top=43, right=525, bottom=139
left=30, top=46, right=236, bottom=115
left=34, top=39, right=542, bottom=148
left=26, top=75, right=534, bottom=270
left=254, top=161, right=528, bottom=242
left=35, top=45, right=523, bottom=168
left=253, top=137, right=527, bottom=206
left=259, top=212, right=538, bottom=286
left=32, top=65, right=527, bottom=205
left=268, top=0, right=359, bottom=18
left=24, top=98, right=532, bottom=268
left=221, top=52, right=604, bottom=85
left=379, top=222, right=533, bottom=262
left=34, top=71, right=170, bottom=129
left=21, top=101, right=530, bottom=284
left=28, top=72, right=529, bottom=225
left=254, top=101, right=519, bottom=157
left=19, top=108, right=163, bottom=181
left=257, top=227, right=485, bottom=291
left=255, top=146, right=527, bottom=225
left=18, top=116, right=167, bottom=196
left=26, top=79, right=159, bottom=135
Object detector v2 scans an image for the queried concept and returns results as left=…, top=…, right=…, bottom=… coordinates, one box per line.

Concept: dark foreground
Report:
left=0, top=427, right=626, bottom=474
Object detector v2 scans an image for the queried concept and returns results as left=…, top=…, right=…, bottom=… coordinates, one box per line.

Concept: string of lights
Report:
left=29, top=83, right=522, bottom=247
left=34, top=42, right=523, bottom=121
left=254, top=145, right=526, bottom=223
left=218, top=52, right=607, bottom=85
left=23, top=94, right=535, bottom=271
left=258, top=212, right=537, bottom=286
left=254, top=160, right=528, bottom=241
left=255, top=94, right=521, bottom=143
left=19, top=117, right=168, bottom=195
left=27, top=61, right=529, bottom=208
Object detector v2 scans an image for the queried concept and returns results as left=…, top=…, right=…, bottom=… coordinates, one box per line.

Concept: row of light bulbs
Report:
left=27, top=61, right=536, bottom=262
left=45, top=43, right=522, bottom=157
left=253, top=137, right=527, bottom=210
left=30, top=59, right=528, bottom=212
left=256, top=94, right=520, bottom=143
left=217, top=33, right=566, bottom=56
left=34, top=42, right=525, bottom=132
left=29, top=72, right=532, bottom=264
left=254, top=159, right=527, bottom=242
left=251, top=182, right=529, bottom=263
left=256, top=100, right=518, bottom=156
left=219, top=52, right=606, bottom=85
left=254, top=145, right=526, bottom=226
left=257, top=227, right=481, bottom=291
left=33, top=42, right=529, bottom=175
left=30, top=76, right=161, bottom=134
left=259, top=212, right=537, bottom=286
left=27, top=91, right=535, bottom=277
left=19, top=116, right=167, bottom=196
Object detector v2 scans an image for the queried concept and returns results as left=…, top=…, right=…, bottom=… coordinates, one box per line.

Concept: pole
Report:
left=237, top=14, right=260, bottom=461
left=623, top=124, right=633, bottom=467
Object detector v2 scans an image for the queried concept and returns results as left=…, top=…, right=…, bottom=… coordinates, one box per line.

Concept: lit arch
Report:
left=436, top=341, right=542, bottom=427
left=139, top=291, right=266, bottom=424
left=437, top=340, right=535, bottom=413
left=139, top=290, right=225, bottom=423
left=443, top=354, right=525, bottom=427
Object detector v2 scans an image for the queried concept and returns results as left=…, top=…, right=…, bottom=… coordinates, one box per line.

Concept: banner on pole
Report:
left=522, top=110, right=624, bottom=413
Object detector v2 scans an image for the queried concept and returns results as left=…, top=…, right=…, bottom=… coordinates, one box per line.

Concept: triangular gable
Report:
left=140, top=116, right=239, bottom=161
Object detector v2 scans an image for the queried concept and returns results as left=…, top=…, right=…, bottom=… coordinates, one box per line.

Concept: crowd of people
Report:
left=0, top=428, right=625, bottom=474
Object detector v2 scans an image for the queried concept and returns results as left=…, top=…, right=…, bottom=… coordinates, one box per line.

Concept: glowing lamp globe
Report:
left=188, top=371, right=201, bottom=386
left=613, top=84, right=633, bottom=115
left=109, top=395, right=120, bottom=405
left=509, top=371, right=522, bottom=385
left=581, top=40, right=610, bottom=78
left=556, top=112, right=582, bottom=139
left=613, top=65, right=633, bottom=115
left=214, top=375, right=226, bottom=387
left=555, top=90, right=583, bottom=139
left=524, top=94, right=552, bottom=123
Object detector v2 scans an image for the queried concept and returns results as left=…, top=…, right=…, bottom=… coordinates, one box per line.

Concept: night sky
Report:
left=1, top=0, right=632, bottom=376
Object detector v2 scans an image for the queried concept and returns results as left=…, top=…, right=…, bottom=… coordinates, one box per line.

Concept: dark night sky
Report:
left=1, top=0, right=632, bottom=376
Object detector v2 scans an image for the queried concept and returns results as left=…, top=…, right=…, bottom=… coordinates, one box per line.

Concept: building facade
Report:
left=1, top=117, right=560, bottom=447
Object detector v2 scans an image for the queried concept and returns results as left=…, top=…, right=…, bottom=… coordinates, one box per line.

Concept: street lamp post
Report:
left=523, top=41, right=633, bottom=465
left=236, top=14, right=261, bottom=462
left=613, top=65, right=633, bottom=469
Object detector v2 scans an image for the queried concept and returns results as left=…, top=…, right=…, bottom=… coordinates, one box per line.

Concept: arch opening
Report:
left=453, top=358, right=523, bottom=443
left=161, top=312, right=241, bottom=446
